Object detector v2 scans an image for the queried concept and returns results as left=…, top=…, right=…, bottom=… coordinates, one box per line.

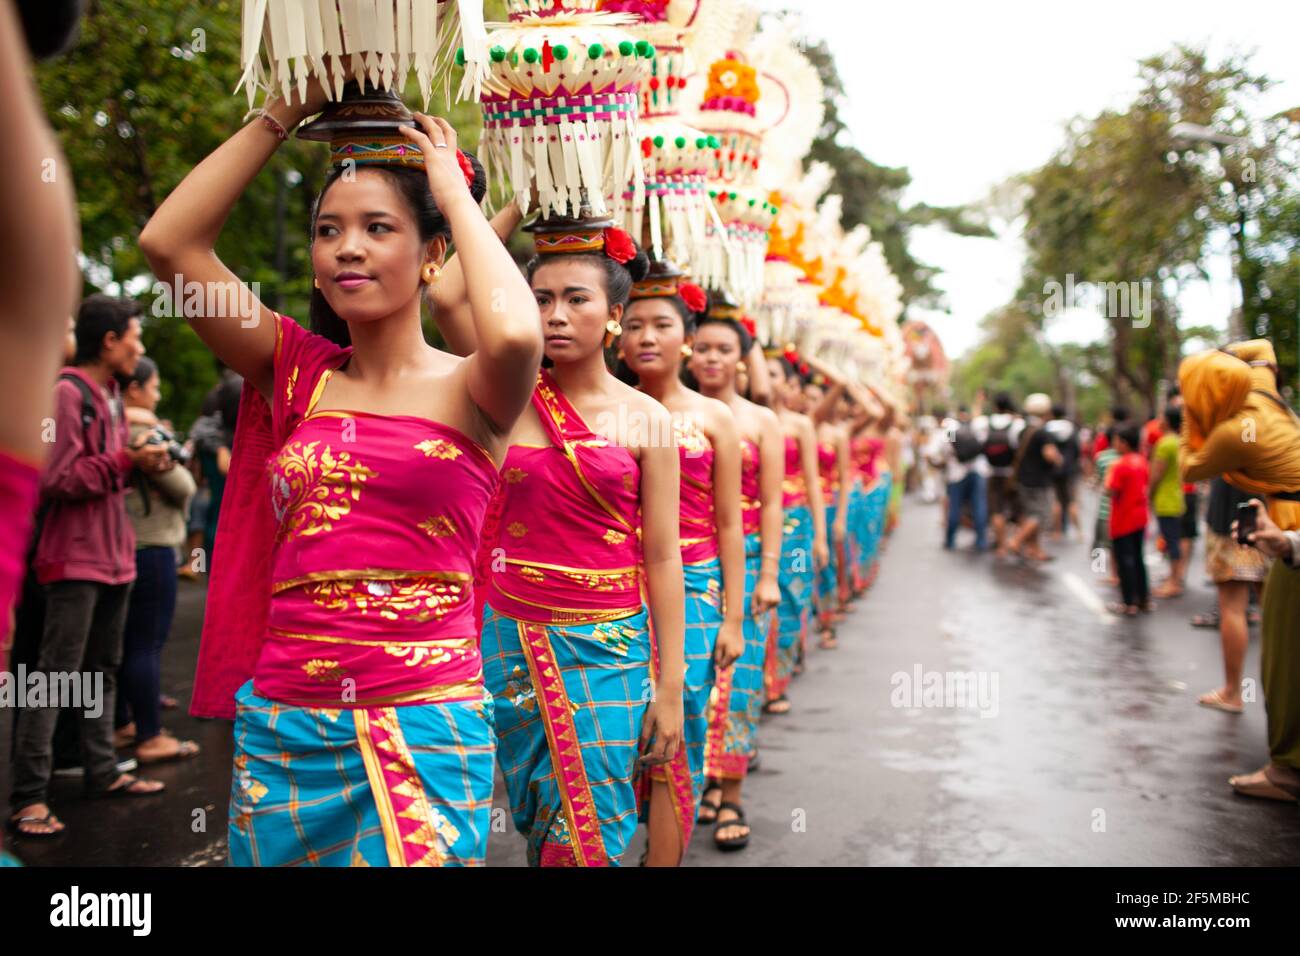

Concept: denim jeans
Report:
left=946, top=471, right=988, bottom=550
left=116, top=547, right=178, bottom=741
left=11, top=580, right=131, bottom=807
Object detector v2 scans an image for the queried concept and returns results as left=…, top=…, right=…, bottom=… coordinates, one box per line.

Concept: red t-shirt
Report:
left=1107, top=452, right=1150, bottom=538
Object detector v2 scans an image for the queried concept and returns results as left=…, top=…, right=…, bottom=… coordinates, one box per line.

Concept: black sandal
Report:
left=762, top=695, right=791, bottom=715
left=697, top=782, right=723, bottom=825
left=7, top=810, right=65, bottom=838
left=713, top=801, right=750, bottom=851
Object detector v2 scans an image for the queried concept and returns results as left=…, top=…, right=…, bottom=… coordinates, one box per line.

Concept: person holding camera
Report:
left=113, top=356, right=199, bottom=765
left=9, top=295, right=169, bottom=839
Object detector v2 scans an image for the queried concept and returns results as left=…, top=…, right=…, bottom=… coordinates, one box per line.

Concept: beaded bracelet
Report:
left=244, top=107, right=290, bottom=142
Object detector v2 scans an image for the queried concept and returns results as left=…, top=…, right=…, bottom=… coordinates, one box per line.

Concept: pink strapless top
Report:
left=0, top=447, right=40, bottom=665
left=781, top=434, right=808, bottom=508
left=817, top=441, right=838, bottom=504
left=482, top=370, right=643, bottom=625
left=253, top=317, right=499, bottom=707
left=677, top=416, right=718, bottom=564
left=740, top=437, right=761, bottom=536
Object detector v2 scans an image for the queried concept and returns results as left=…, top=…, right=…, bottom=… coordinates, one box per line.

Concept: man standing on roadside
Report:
left=9, top=295, right=169, bottom=838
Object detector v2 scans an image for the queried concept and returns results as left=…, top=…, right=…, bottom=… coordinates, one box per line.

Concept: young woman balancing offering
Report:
left=804, top=379, right=853, bottom=649
left=686, top=309, right=783, bottom=850
left=432, top=215, right=687, bottom=867
left=617, top=269, right=746, bottom=864
left=141, top=84, right=543, bottom=866
left=762, top=356, right=828, bottom=714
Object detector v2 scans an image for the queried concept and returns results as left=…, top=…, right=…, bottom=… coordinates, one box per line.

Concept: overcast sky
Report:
left=761, top=0, right=1300, bottom=360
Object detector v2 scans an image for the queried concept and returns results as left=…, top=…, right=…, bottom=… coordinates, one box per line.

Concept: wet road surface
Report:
left=10, top=490, right=1299, bottom=866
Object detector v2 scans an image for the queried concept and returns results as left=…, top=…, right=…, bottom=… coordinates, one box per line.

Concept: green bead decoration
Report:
left=454, top=47, right=465, bottom=66
left=635, top=40, right=651, bottom=56
left=619, top=40, right=634, bottom=56
left=729, top=191, right=737, bottom=200
left=554, top=44, right=569, bottom=60
left=523, top=47, right=539, bottom=63
left=653, top=135, right=664, bottom=148
left=708, top=136, right=720, bottom=148
left=588, top=43, right=603, bottom=58
left=490, top=46, right=506, bottom=62
left=695, top=137, right=706, bottom=148
left=674, top=136, right=686, bottom=148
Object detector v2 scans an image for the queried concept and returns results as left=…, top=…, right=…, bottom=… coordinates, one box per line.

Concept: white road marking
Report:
left=1060, top=570, right=1117, bottom=625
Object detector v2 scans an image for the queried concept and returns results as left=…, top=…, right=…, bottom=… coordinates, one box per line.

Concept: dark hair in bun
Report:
left=308, top=152, right=489, bottom=347
left=526, top=243, right=650, bottom=311
left=17, top=0, right=84, bottom=61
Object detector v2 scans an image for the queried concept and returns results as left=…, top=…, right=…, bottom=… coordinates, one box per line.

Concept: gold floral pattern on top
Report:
left=622, top=472, right=636, bottom=493
left=673, top=415, right=711, bottom=455
left=285, top=365, right=299, bottom=405
left=303, top=658, right=350, bottom=682
left=383, top=644, right=454, bottom=668
left=414, top=438, right=463, bottom=460
left=518, top=565, right=545, bottom=584
left=603, top=529, right=628, bottom=546
left=418, top=515, right=458, bottom=539
left=558, top=567, right=639, bottom=592
left=303, top=576, right=467, bottom=623
left=270, top=441, right=377, bottom=540
left=507, top=521, right=528, bottom=539
left=504, top=467, right=528, bottom=484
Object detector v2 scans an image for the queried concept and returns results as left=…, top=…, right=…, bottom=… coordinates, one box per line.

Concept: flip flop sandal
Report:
left=96, top=775, right=166, bottom=799
left=1189, top=611, right=1220, bottom=628
left=1198, top=690, right=1243, bottom=714
left=713, top=802, right=750, bottom=851
left=7, top=812, right=65, bottom=838
left=136, top=739, right=200, bottom=765
left=696, top=783, right=723, bottom=825
left=762, top=695, right=792, bottom=715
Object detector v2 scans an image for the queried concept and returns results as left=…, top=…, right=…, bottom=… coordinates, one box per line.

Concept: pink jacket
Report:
left=33, top=367, right=137, bottom=586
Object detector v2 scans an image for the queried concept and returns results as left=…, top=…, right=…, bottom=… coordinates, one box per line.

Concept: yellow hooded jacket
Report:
left=1178, top=339, right=1300, bottom=531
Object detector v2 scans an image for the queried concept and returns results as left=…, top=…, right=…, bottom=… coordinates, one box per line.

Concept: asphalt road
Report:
left=10, top=490, right=1299, bottom=866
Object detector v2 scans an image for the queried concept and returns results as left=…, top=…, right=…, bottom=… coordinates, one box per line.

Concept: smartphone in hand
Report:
left=1236, top=500, right=1258, bottom=545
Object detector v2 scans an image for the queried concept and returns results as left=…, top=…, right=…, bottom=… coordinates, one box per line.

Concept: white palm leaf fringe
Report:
left=477, top=12, right=647, bottom=220
left=236, top=1, right=488, bottom=110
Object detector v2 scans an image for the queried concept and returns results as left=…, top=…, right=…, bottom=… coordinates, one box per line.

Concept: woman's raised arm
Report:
left=139, top=86, right=328, bottom=401
left=400, top=116, right=540, bottom=433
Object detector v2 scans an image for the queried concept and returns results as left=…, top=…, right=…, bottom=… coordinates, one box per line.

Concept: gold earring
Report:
left=313, top=276, right=320, bottom=289
left=421, top=262, right=441, bottom=285
left=605, top=319, right=622, bottom=337
left=681, top=344, right=693, bottom=358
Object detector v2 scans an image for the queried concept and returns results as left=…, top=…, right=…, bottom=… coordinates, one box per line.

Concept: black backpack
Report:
left=983, top=422, right=1014, bottom=468
left=953, top=423, right=983, bottom=464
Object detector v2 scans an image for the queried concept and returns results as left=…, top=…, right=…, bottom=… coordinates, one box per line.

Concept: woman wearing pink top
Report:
left=684, top=302, right=783, bottom=851
left=434, top=214, right=687, bottom=867
left=139, top=82, right=542, bottom=865
left=617, top=265, right=746, bottom=862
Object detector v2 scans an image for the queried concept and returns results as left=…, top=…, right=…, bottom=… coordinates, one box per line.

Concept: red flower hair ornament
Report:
left=739, top=315, right=757, bottom=337
left=455, top=149, right=476, bottom=190
left=602, top=227, right=637, bottom=264
left=678, top=282, right=707, bottom=313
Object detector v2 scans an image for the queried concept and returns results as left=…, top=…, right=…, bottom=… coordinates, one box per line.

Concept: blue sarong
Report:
left=480, top=604, right=651, bottom=866
left=228, top=680, right=495, bottom=866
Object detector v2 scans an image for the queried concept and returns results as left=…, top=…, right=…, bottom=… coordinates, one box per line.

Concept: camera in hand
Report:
left=1235, top=500, right=1257, bottom=545
left=145, top=425, right=191, bottom=465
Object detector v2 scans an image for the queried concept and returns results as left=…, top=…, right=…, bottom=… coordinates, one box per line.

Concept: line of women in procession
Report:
left=137, top=85, right=904, bottom=867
